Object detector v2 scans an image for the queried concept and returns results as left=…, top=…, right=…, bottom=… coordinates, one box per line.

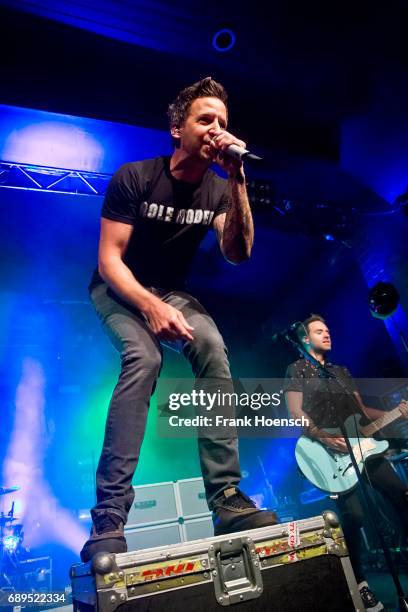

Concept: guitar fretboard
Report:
left=363, top=404, right=402, bottom=436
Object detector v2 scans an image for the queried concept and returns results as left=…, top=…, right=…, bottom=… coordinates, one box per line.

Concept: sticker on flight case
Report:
left=130, top=558, right=201, bottom=583
left=288, top=521, right=300, bottom=549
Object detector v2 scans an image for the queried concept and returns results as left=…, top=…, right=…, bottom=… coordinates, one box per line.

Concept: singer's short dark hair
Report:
left=296, top=314, right=326, bottom=343
left=167, top=77, right=228, bottom=132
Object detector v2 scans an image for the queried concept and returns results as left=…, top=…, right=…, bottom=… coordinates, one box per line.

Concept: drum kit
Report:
left=0, top=485, right=25, bottom=589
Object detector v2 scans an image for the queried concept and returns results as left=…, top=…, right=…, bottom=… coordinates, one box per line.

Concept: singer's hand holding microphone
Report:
left=209, top=130, right=261, bottom=175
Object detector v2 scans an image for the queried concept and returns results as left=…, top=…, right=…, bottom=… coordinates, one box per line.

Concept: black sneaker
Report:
left=213, top=487, right=278, bottom=536
left=358, top=582, right=384, bottom=612
left=80, top=513, right=127, bottom=563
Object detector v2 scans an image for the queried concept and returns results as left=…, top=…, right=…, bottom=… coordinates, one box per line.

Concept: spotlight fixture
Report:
left=212, top=29, right=236, bottom=52
left=368, top=281, right=400, bottom=319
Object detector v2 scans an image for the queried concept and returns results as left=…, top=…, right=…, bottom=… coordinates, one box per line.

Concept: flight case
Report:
left=70, top=511, right=363, bottom=611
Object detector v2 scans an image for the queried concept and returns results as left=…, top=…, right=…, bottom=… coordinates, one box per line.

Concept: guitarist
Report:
left=284, top=314, right=408, bottom=612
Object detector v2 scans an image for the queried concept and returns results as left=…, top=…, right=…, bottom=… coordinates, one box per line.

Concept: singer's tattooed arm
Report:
left=213, top=168, right=254, bottom=264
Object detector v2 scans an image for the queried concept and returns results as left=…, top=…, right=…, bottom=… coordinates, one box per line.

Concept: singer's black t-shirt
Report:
left=89, top=156, right=231, bottom=291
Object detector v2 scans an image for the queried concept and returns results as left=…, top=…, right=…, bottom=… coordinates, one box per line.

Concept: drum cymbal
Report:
left=0, top=486, right=20, bottom=496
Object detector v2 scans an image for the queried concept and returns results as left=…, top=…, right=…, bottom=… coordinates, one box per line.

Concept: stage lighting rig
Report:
left=246, top=179, right=355, bottom=242
left=0, top=162, right=111, bottom=196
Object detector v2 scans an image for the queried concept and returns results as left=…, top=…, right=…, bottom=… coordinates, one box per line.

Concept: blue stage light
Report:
left=0, top=104, right=170, bottom=175
left=3, top=535, right=20, bottom=552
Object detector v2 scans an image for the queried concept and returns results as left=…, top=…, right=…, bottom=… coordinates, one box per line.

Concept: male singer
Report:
left=81, top=77, right=277, bottom=562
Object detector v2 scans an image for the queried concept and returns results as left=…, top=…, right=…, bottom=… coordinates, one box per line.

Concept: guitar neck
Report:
left=362, top=404, right=402, bottom=436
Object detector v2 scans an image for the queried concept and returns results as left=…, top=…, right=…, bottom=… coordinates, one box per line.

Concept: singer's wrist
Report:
left=228, top=167, right=245, bottom=184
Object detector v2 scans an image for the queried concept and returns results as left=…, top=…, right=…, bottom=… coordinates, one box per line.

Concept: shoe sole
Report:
left=214, top=516, right=278, bottom=537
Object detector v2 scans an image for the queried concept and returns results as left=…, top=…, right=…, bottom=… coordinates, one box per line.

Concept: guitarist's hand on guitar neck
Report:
left=400, top=400, right=408, bottom=418
left=319, top=435, right=348, bottom=453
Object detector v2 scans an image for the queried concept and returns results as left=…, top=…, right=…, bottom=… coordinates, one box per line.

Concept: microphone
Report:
left=271, top=321, right=301, bottom=342
left=225, top=143, right=262, bottom=162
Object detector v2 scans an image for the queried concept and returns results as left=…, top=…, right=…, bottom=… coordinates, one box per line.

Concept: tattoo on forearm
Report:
left=221, top=177, right=254, bottom=261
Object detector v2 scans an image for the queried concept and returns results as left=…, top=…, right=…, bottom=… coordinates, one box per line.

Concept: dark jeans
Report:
left=90, top=283, right=241, bottom=524
left=336, top=456, right=408, bottom=583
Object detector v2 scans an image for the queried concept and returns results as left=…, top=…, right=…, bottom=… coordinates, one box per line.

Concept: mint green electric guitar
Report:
left=295, top=402, right=406, bottom=494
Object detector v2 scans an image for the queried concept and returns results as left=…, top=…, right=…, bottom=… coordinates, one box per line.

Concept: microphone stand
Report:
left=282, top=331, right=408, bottom=611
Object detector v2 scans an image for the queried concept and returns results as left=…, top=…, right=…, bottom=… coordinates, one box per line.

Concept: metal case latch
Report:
left=209, top=537, right=263, bottom=606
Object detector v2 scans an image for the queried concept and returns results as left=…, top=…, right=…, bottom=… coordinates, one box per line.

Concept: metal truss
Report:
left=0, top=161, right=111, bottom=196
left=0, top=160, right=355, bottom=241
